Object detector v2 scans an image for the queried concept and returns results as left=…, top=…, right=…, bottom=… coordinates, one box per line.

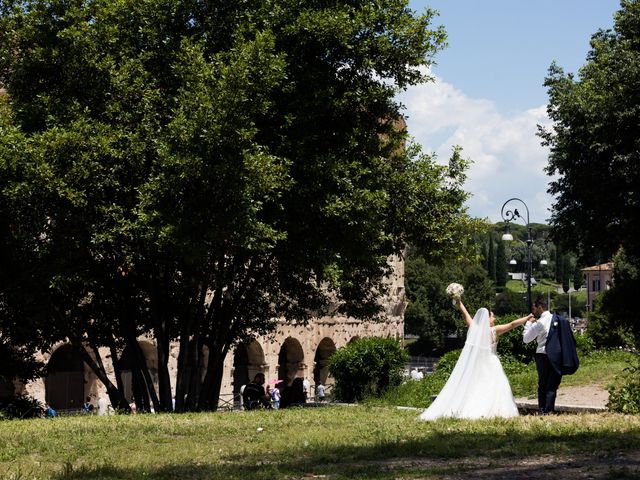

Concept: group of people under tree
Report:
left=242, top=373, right=326, bottom=410
left=420, top=295, right=578, bottom=420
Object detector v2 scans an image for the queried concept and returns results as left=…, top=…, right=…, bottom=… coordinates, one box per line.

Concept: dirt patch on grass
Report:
left=516, top=384, right=609, bottom=409
left=353, top=452, right=640, bottom=479
left=555, top=384, right=610, bottom=408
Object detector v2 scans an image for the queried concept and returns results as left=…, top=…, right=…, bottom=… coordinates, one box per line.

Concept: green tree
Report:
left=540, top=1, right=640, bottom=348
left=555, top=250, right=564, bottom=284
left=487, top=233, right=496, bottom=282
left=562, top=255, right=572, bottom=293
left=404, top=256, right=494, bottom=355
left=482, top=240, right=490, bottom=272
left=496, top=236, right=508, bottom=287
left=0, top=93, right=49, bottom=396
left=0, top=0, right=471, bottom=410
left=573, top=263, right=584, bottom=291
left=493, top=290, right=528, bottom=316
left=540, top=0, right=640, bottom=263
left=595, top=248, right=640, bottom=346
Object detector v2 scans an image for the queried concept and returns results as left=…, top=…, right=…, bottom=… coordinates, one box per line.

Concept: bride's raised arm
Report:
left=494, top=313, right=534, bottom=336
left=456, top=300, right=473, bottom=327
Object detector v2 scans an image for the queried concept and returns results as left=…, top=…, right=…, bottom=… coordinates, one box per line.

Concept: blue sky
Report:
left=399, top=0, right=620, bottom=223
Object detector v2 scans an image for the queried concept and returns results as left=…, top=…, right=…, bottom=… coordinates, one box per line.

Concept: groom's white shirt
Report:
left=523, top=310, right=552, bottom=354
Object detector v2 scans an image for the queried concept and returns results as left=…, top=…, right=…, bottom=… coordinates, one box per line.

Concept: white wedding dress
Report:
left=419, top=308, right=519, bottom=420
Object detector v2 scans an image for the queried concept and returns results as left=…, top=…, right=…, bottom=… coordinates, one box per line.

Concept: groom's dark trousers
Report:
left=535, top=353, right=562, bottom=413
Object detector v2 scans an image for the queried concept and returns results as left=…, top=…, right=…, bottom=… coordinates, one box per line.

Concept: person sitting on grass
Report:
left=242, top=373, right=271, bottom=410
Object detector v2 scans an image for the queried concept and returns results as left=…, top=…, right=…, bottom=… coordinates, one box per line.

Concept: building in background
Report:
left=582, top=262, right=614, bottom=312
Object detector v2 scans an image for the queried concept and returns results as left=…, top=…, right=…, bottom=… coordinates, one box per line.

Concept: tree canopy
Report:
left=404, top=255, right=494, bottom=355
left=0, top=0, right=474, bottom=409
left=540, top=0, right=640, bottom=262
left=540, top=0, right=640, bottom=347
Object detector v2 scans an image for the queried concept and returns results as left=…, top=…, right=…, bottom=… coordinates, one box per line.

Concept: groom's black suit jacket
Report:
left=545, top=313, right=579, bottom=375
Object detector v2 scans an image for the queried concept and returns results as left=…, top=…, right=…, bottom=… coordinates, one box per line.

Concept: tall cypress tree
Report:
left=496, top=238, right=508, bottom=287
left=482, top=241, right=490, bottom=272
left=562, top=255, right=572, bottom=293
left=487, top=233, right=496, bottom=282
left=572, top=263, right=584, bottom=291
left=555, top=250, right=564, bottom=283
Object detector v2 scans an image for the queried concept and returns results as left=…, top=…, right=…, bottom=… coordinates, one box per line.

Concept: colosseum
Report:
left=10, top=257, right=405, bottom=411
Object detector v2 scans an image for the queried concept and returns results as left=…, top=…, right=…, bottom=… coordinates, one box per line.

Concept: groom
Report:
left=523, top=299, right=560, bottom=414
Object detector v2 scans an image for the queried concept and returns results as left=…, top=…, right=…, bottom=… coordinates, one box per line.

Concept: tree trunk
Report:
left=151, top=269, right=175, bottom=412
left=174, top=330, right=192, bottom=412
left=175, top=286, right=205, bottom=412
left=71, top=340, right=129, bottom=411
left=186, top=335, right=203, bottom=411
left=108, top=341, right=132, bottom=411
left=198, top=313, right=234, bottom=411
left=199, top=343, right=227, bottom=411
left=155, top=331, right=173, bottom=412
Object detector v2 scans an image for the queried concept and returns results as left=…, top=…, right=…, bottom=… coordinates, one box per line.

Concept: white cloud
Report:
left=398, top=75, right=555, bottom=224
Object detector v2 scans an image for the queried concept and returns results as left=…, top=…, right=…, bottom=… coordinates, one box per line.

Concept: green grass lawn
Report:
left=1, top=351, right=636, bottom=480
left=1, top=407, right=640, bottom=479
left=506, top=349, right=634, bottom=401
left=504, top=279, right=588, bottom=311
left=505, top=278, right=557, bottom=297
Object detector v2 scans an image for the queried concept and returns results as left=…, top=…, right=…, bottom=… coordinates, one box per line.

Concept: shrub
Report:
left=367, top=349, right=461, bottom=408
left=432, top=348, right=461, bottom=375
left=328, top=337, right=407, bottom=402
left=0, top=394, right=42, bottom=420
left=587, top=307, right=634, bottom=349
left=495, top=314, right=536, bottom=362
left=574, top=333, right=595, bottom=357
left=607, top=356, right=640, bottom=414
left=498, top=354, right=530, bottom=377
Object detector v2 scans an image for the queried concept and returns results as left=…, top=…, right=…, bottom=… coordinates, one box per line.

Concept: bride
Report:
left=419, top=299, right=533, bottom=420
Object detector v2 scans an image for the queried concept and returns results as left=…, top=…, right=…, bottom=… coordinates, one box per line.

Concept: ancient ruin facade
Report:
left=14, top=258, right=405, bottom=410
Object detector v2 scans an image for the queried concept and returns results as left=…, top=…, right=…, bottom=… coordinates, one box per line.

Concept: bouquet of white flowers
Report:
left=446, top=283, right=464, bottom=305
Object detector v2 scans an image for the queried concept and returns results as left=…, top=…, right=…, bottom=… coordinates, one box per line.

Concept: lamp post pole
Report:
left=500, top=198, right=533, bottom=313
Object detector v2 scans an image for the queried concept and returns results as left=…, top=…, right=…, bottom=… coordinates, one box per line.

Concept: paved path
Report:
left=515, top=384, right=609, bottom=413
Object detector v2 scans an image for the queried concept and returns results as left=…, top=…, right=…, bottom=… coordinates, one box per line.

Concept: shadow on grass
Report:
left=45, top=428, right=640, bottom=480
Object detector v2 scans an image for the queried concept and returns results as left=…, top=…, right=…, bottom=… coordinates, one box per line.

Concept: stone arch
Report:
left=45, top=344, right=86, bottom=409
left=313, top=337, right=336, bottom=387
left=277, top=337, right=304, bottom=386
left=348, top=336, right=360, bottom=344
left=233, top=340, right=265, bottom=395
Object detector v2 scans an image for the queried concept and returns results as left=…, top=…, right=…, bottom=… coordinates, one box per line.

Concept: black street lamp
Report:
left=500, top=198, right=533, bottom=313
